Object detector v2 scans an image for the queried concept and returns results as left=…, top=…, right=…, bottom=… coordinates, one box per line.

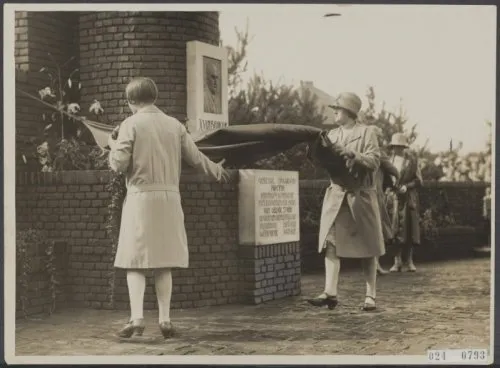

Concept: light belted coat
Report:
left=109, top=105, right=223, bottom=269
left=317, top=123, right=385, bottom=258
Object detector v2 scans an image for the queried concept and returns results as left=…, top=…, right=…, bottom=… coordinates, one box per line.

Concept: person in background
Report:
left=387, top=133, right=422, bottom=273
left=373, top=127, right=399, bottom=275
left=307, top=92, right=384, bottom=312
left=482, top=187, right=491, bottom=248
left=108, top=77, right=229, bottom=339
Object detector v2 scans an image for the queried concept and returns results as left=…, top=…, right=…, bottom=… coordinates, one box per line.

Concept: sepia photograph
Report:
left=4, top=3, right=496, bottom=365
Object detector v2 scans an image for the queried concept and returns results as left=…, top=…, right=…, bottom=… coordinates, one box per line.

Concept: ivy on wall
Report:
left=16, top=229, right=59, bottom=318
left=105, top=171, right=126, bottom=308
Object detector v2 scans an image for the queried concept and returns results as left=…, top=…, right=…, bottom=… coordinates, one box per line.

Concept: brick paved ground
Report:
left=15, top=258, right=491, bottom=356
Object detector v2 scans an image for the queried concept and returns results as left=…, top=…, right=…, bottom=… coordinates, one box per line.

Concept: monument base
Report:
left=239, top=242, right=301, bottom=305
left=237, top=169, right=301, bottom=304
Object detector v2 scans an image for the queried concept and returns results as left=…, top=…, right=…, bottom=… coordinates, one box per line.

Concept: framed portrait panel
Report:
left=186, top=41, right=229, bottom=135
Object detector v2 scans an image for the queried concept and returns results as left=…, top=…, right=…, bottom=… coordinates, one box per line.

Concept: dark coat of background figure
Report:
left=388, top=150, right=423, bottom=245
left=377, top=153, right=399, bottom=242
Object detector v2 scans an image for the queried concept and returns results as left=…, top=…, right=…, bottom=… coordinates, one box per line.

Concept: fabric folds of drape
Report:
left=82, top=120, right=358, bottom=175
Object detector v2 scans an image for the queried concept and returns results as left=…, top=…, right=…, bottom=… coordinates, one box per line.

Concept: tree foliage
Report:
left=222, top=23, right=328, bottom=178
left=361, top=86, right=418, bottom=152
left=223, top=24, right=427, bottom=179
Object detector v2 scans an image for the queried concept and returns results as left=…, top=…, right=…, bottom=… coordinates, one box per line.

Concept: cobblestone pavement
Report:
left=15, top=258, right=491, bottom=356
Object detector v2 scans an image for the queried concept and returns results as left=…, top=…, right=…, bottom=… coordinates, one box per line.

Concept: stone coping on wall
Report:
left=437, top=225, right=477, bottom=236
left=16, top=168, right=240, bottom=186
left=299, top=179, right=490, bottom=189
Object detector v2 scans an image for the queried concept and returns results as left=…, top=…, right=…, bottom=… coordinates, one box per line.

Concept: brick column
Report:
left=78, top=11, right=220, bottom=125
left=239, top=242, right=301, bottom=304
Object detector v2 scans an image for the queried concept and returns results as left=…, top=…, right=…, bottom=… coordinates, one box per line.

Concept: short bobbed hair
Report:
left=125, top=77, right=158, bottom=105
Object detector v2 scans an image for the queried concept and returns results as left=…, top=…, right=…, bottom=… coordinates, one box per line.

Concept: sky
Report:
left=219, top=4, right=496, bottom=153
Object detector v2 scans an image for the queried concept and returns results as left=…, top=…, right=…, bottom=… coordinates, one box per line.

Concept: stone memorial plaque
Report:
left=186, top=41, right=229, bottom=135
left=239, top=170, right=300, bottom=246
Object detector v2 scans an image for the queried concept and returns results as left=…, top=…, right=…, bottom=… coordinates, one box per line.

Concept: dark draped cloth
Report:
left=193, top=123, right=322, bottom=166
left=193, top=123, right=357, bottom=181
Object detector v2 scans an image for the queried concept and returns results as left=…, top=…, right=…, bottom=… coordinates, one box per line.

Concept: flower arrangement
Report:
left=21, top=53, right=108, bottom=172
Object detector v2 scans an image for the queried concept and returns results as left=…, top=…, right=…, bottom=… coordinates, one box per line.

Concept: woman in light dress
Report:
left=108, top=77, right=229, bottom=338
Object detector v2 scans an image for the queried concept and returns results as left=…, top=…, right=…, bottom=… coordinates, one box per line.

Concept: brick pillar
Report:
left=239, top=243, right=301, bottom=304
left=78, top=11, right=220, bottom=125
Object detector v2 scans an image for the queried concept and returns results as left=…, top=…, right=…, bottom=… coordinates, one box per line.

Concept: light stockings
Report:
left=324, top=245, right=341, bottom=297
left=126, top=270, right=146, bottom=321
left=394, top=243, right=414, bottom=265
left=362, top=257, right=377, bottom=299
left=154, top=269, right=173, bottom=324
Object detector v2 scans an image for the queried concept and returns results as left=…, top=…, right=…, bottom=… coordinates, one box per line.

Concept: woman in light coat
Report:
left=386, top=133, right=422, bottom=272
left=307, top=92, right=385, bottom=311
left=108, top=77, right=229, bottom=339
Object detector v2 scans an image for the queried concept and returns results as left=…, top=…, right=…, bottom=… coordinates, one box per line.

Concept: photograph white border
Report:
left=3, top=3, right=496, bottom=366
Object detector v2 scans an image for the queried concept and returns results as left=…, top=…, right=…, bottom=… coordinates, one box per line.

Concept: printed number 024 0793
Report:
left=428, top=349, right=488, bottom=363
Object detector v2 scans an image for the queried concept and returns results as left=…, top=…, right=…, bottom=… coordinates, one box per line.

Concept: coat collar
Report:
left=135, top=104, right=162, bottom=114
left=329, top=122, right=363, bottom=145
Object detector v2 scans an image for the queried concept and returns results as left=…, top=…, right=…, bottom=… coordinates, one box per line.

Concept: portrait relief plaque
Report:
left=186, top=41, right=229, bottom=135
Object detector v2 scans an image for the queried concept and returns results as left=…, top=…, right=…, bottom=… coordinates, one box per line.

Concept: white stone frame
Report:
left=186, top=41, right=229, bottom=135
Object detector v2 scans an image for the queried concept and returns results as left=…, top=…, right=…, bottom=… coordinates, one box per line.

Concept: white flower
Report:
left=67, top=103, right=81, bottom=114
left=37, top=141, right=49, bottom=156
left=89, top=100, right=104, bottom=115
left=38, top=87, right=56, bottom=100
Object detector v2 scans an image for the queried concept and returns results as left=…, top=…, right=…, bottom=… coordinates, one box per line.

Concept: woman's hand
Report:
left=218, top=158, right=231, bottom=183
left=111, top=124, right=121, bottom=140
left=398, top=185, right=407, bottom=194
left=340, top=147, right=356, bottom=160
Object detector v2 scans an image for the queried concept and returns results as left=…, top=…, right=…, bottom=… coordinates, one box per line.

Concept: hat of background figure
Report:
left=388, top=132, right=409, bottom=148
left=328, top=92, right=362, bottom=117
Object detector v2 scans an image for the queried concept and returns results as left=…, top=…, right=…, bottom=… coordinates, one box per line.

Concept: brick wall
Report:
left=14, top=11, right=220, bottom=171
left=299, top=180, right=489, bottom=272
left=15, top=11, right=79, bottom=73
left=239, top=243, right=301, bottom=304
left=15, top=12, right=29, bottom=70
left=15, top=172, right=487, bottom=317
left=15, top=169, right=302, bottom=318
left=15, top=70, right=48, bottom=170
left=78, top=11, right=220, bottom=125
left=15, top=170, right=240, bottom=313
left=15, top=231, right=54, bottom=318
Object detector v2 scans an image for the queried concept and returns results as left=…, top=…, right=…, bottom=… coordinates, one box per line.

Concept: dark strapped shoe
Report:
left=307, top=293, right=339, bottom=310
left=362, top=296, right=376, bottom=312
left=159, top=321, right=176, bottom=339
left=116, top=319, right=145, bottom=338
